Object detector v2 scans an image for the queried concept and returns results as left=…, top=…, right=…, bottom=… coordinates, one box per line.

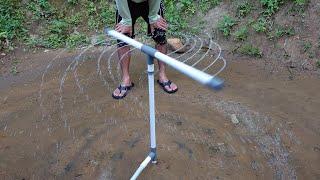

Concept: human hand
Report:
left=150, top=17, right=168, bottom=33
left=115, top=23, right=132, bottom=36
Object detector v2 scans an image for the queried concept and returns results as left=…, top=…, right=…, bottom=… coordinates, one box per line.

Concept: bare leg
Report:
left=113, top=46, right=132, bottom=97
left=156, top=43, right=178, bottom=92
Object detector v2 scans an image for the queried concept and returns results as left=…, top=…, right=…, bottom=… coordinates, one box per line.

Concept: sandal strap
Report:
left=118, top=83, right=133, bottom=92
left=160, top=80, right=172, bottom=87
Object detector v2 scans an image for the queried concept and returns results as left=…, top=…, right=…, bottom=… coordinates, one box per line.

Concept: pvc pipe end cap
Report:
left=207, top=77, right=224, bottom=91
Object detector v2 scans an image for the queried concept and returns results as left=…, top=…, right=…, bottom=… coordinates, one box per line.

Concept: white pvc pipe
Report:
left=130, top=155, right=152, bottom=180
left=148, top=63, right=156, bottom=149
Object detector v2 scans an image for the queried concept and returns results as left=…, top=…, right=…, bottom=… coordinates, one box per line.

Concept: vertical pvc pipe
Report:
left=147, top=55, right=157, bottom=162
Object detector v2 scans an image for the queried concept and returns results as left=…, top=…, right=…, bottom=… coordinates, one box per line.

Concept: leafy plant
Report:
left=233, top=26, right=248, bottom=41
left=316, top=60, right=320, bottom=68
left=218, top=15, right=237, bottom=37
left=274, top=26, right=295, bottom=38
left=67, top=0, right=79, bottom=6
left=199, top=0, right=221, bottom=13
left=66, top=13, right=82, bottom=26
left=236, top=1, right=253, bottom=17
left=294, top=0, right=308, bottom=6
left=260, top=0, right=284, bottom=16
left=238, top=44, right=263, bottom=57
left=0, top=0, right=26, bottom=50
left=252, top=17, right=267, bottom=33
left=43, top=34, right=64, bottom=48
left=66, top=32, right=89, bottom=49
left=27, top=0, right=56, bottom=20
left=302, top=41, right=312, bottom=53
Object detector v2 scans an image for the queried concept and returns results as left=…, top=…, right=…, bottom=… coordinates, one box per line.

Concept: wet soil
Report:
left=0, top=47, right=319, bottom=180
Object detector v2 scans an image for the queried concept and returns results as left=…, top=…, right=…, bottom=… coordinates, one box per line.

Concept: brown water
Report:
left=0, top=47, right=320, bottom=180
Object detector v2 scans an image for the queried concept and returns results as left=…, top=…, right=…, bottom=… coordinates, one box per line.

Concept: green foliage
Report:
left=252, top=17, right=267, bottom=33
left=294, top=0, right=308, bottom=5
left=164, top=0, right=194, bottom=31
left=25, top=36, right=42, bottom=48
left=67, top=0, right=79, bottom=6
left=0, top=0, right=26, bottom=50
left=199, top=0, right=221, bottom=13
left=233, top=26, right=248, bottom=41
left=66, top=32, right=89, bottom=49
left=288, top=0, right=309, bottom=15
left=260, top=0, right=284, bottom=16
left=165, top=0, right=221, bottom=31
left=66, top=13, right=82, bottom=26
left=236, top=1, right=253, bottom=18
left=99, top=2, right=116, bottom=26
left=27, top=0, right=56, bottom=20
left=316, top=60, right=320, bottom=68
left=274, top=26, right=295, bottom=38
left=218, top=15, right=237, bottom=37
left=43, top=34, right=64, bottom=48
left=47, top=20, right=69, bottom=35
left=302, top=41, right=312, bottom=53
left=238, top=44, right=263, bottom=57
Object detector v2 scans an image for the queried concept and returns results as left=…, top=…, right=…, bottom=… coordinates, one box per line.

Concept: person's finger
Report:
left=158, top=22, right=167, bottom=30
left=160, top=18, right=167, bottom=24
left=115, top=27, right=121, bottom=32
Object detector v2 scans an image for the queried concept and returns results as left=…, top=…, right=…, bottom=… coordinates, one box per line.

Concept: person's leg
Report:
left=112, top=45, right=132, bottom=97
left=148, top=1, right=177, bottom=92
left=112, top=8, right=136, bottom=98
left=156, top=44, right=178, bottom=92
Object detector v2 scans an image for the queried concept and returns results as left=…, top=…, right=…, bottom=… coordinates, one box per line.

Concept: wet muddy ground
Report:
left=0, top=45, right=320, bottom=180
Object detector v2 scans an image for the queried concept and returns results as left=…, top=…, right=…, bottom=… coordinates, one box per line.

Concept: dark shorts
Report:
left=116, top=0, right=167, bottom=47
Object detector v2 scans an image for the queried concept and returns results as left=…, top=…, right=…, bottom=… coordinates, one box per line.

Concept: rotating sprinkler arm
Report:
left=105, top=28, right=224, bottom=90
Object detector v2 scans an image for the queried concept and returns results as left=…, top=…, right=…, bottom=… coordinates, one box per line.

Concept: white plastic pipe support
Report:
left=130, top=152, right=156, bottom=180
left=147, top=55, right=157, bottom=161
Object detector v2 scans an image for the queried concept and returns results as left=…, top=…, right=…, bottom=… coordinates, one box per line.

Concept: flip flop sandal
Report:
left=157, top=80, right=178, bottom=94
left=112, top=83, right=134, bottom=99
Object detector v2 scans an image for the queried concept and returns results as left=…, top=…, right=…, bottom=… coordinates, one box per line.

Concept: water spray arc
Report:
left=105, top=27, right=224, bottom=179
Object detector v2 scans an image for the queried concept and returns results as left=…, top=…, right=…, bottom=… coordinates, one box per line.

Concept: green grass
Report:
left=237, top=44, right=263, bottom=57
